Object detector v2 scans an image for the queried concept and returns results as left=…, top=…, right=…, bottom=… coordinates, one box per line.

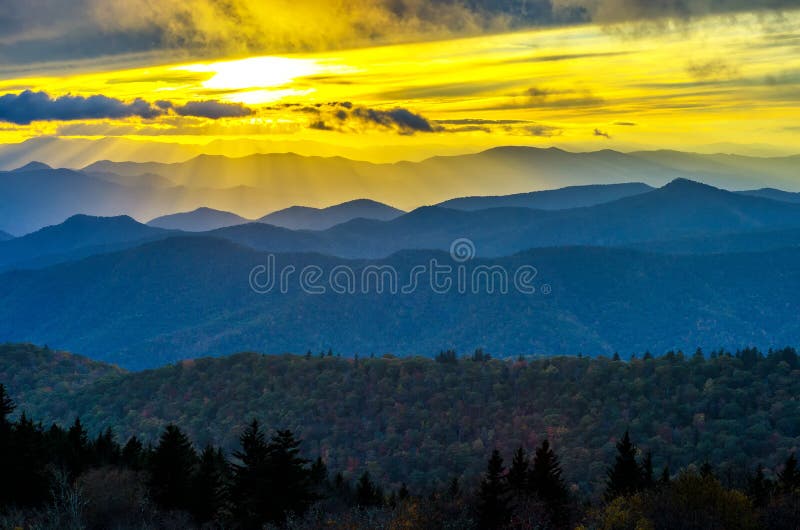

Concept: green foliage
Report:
left=6, top=343, right=800, bottom=497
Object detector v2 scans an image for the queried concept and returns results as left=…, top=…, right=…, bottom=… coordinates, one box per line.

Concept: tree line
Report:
left=2, top=383, right=800, bottom=529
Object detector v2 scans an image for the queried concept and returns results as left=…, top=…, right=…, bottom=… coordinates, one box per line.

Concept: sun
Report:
left=177, top=56, right=346, bottom=104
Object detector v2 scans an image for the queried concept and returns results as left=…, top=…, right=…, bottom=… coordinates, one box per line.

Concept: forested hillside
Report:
left=6, top=344, right=799, bottom=498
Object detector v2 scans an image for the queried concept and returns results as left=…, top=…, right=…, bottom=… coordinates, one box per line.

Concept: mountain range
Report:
left=2, top=236, right=800, bottom=369
left=147, top=207, right=251, bottom=232
left=4, top=146, right=800, bottom=234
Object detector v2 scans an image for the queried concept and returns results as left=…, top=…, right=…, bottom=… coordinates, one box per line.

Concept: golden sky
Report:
left=0, top=5, right=798, bottom=162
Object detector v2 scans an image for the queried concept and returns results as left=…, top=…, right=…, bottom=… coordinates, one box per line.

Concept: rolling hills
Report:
left=0, top=214, right=175, bottom=271
left=2, top=235, right=800, bottom=368
left=3, top=343, right=798, bottom=494
left=147, top=207, right=251, bottom=231
left=437, top=182, right=653, bottom=210
left=259, top=199, right=404, bottom=230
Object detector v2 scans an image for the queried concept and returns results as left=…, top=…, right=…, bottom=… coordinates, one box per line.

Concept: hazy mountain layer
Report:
left=147, top=207, right=252, bottom=232
left=2, top=236, right=800, bottom=369
left=259, top=199, right=404, bottom=230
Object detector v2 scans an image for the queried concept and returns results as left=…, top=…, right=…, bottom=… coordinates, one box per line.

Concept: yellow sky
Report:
left=0, top=11, right=798, bottom=161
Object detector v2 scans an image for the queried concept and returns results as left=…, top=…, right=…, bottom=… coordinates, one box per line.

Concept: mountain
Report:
left=631, top=227, right=800, bottom=255
left=0, top=214, right=174, bottom=271
left=3, top=236, right=800, bottom=369
left=7, top=147, right=800, bottom=233
left=738, top=188, right=800, bottom=204
left=147, top=207, right=251, bottom=231
left=80, top=147, right=800, bottom=218
left=258, top=199, right=405, bottom=230
left=0, top=230, right=12, bottom=241
left=437, top=182, right=653, bottom=210
left=208, top=179, right=800, bottom=259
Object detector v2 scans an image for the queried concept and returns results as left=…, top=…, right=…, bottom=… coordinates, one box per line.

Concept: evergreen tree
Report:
left=605, top=431, right=642, bottom=501
left=265, top=429, right=316, bottom=520
left=66, top=417, right=90, bottom=478
left=149, top=424, right=197, bottom=513
left=476, top=449, right=511, bottom=529
left=355, top=471, right=383, bottom=507
left=92, top=427, right=120, bottom=467
left=507, top=447, right=529, bottom=494
left=529, top=439, right=569, bottom=525
left=641, top=451, right=654, bottom=489
left=121, top=436, right=145, bottom=470
left=191, top=445, right=227, bottom=524
left=230, top=421, right=316, bottom=526
left=747, top=464, right=773, bottom=507
left=777, top=453, right=800, bottom=492
left=0, top=384, right=14, bottom=508
left=659, top=465, right=671, bottom=486
left=0, top=384, right=13, bottom=428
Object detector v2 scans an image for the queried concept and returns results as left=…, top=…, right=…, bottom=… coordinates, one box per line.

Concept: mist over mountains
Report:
left=2, top=146, right=799, bottom=235
left=3, top=171, right=800, bottom=368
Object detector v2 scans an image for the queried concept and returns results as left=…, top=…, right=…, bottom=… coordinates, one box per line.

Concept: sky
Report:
left=0, top=0, right=798, bottom=163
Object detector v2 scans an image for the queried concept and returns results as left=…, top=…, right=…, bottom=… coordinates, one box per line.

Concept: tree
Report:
left=777, top=453, right=800, bottom=493
left=355, top=471, right=383, bottom=507
left=191, top=445, right=227, bottom=524
left=149, top=424, right=197, bottom=513
left=0, top=384, right=14, bottom=429
left=605, top=431, right=642, bottom=501
left=529, top=439, right=569, bottom=525
left=121, top=436, right=145, bottom=470
left=477, top=449, right=511, bottom=529
left=641, top=451, right=655, bottom=489
left=230, top=421, right=316, bottom=526
left=507, top=447, right=529, bottom=494
left=66, top=417, right=91, bottom=478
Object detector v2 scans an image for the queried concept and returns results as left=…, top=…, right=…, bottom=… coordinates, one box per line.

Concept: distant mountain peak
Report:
left=660, top=178, right=721, bottom=193
left=14, top=161, right=52, bottom=172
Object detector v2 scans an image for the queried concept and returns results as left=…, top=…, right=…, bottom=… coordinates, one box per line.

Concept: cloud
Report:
left=594, top=128, right=612, bottom=139
left=172, top=100, right=254, bottom=119
left=686, top=59, right=740, bottom=80
left=0, top=90, right=255, bottom=124
left=293, top=102, right=438, bottom=134
left=1, top=0, right=793, bottom=66
left=614, top=121, right=637, bottom=126
left=0, top=90, right=161, bottom=125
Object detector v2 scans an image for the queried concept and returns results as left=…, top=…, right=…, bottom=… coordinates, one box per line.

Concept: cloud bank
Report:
left=0, top=91, right=253, bottom=124
left=1, top=0, right=795, bottom=66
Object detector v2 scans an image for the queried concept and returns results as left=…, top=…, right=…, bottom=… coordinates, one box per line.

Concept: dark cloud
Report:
left=0, top=90, right=254, bottom=124
left=686, top=59, right=739, bottom=80
left=594, top=128, right=612, bottom=139
left=1, top=0, right=794, bottom=66
left=0, top=90, right=161, bottom=125
left=294, top=102, right=438, bottom=134
left=173, top=100, right=254, bottom=119
left=436, top=119, right=531, bottom=125
left=614, top=121, right=637, bottom=126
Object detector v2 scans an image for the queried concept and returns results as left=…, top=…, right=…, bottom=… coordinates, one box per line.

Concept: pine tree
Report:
left=0, top=384, right=14, bottom=429
left=149, top=424, right=197, bottom=513
left=191, top=445, right=227, bottom=524
left=748, top=464, right=773, bottom=507
left=266, top=429, right=316, bottom=520
left=507, top=447, right=529, bottom=494
left=641, top=451, right=654, bottom=489
left=355, top=471, right=383, bottom=507
left=230, top=419, right=270, bottom=527
left=92, top=427, right=120, bottom=467
left=529, top=439, right=569, bottom=525
left=66, top=417, right=90, bottom=478
left=778, top=453, right=800, bottom=492
left=476, top=449, right=511, bottom=529
left=605, top=431, right=642, bottom=501
left=121, top=436, right=145, bottom=470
